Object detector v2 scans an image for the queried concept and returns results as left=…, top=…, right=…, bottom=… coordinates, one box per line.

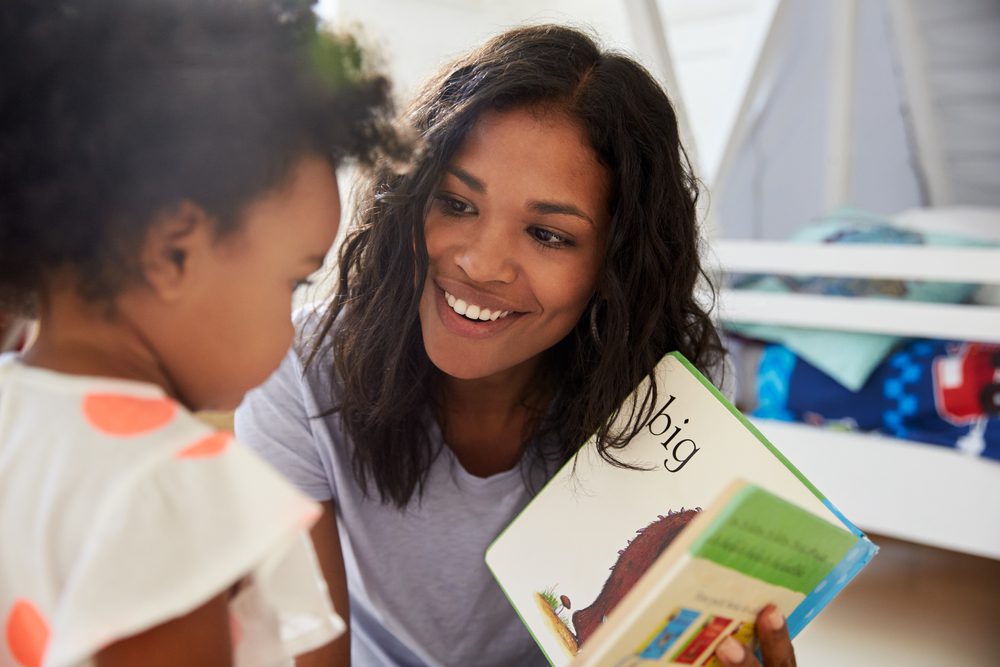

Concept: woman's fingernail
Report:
left=716, top=636, right=745, bottom=663
left=766, top=608, right=785, bottom=631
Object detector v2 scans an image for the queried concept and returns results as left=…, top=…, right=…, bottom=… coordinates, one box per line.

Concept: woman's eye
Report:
left=434, top=194, right=475, bottom=217
left=530, top=226, right=573, bottom=248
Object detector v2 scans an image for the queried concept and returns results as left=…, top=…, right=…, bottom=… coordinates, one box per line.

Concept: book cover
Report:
left=485, top=352, right=878, bottom=666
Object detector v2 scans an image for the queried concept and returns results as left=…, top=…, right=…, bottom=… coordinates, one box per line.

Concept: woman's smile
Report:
left=434, top=285, right=522, bottom=339
left=444, top=290, right=512, bottom=322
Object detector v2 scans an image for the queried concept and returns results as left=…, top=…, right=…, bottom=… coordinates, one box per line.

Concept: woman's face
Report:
left=418, top=107, right=611, bottom=382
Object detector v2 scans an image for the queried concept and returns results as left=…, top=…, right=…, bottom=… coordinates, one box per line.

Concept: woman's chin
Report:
left=427, top=353, right=495, bottom=381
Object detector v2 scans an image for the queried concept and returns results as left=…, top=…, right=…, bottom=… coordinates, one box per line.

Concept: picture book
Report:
left=485, top=352, right=878, bottom=666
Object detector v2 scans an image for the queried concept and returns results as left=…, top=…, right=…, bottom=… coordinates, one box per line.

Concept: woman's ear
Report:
left=139, top=201, right=215, bottom=302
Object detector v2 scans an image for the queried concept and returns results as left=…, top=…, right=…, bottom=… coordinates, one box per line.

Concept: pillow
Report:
left=726, top=207, right=992, bottom=391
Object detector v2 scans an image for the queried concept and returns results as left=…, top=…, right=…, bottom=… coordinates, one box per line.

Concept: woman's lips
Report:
left=434, top=286, right=521, bottom=338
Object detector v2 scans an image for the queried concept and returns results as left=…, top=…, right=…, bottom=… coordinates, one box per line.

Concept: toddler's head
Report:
left=1, top=0, right=402, bottom=408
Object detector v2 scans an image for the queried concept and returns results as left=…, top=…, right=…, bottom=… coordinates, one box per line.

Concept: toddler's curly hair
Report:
left=0, top=0, right=406, bottom=313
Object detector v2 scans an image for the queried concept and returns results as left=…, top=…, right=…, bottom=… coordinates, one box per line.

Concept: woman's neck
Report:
left=434, top=357, right=551, bottom=478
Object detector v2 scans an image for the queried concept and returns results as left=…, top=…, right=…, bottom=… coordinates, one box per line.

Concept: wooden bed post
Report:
left=886, top=0, right=952, bottom=206
left=824, top=0, right=858, bottom=211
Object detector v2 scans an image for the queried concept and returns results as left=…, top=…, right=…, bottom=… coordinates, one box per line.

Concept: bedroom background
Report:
left=303, top=1, right=1000, bottom=665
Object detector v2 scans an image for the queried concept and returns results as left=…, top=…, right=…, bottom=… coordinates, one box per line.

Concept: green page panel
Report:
left=690, top=486, right=858, bottom=594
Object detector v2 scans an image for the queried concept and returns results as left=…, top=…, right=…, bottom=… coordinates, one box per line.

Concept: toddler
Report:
left=0, top=0, right=401, bottom=664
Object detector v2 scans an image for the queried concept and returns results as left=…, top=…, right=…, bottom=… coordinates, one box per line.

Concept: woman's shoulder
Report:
left=286, top=300, right=342, bottom=394
left=291, top=300, right=334, bottom=355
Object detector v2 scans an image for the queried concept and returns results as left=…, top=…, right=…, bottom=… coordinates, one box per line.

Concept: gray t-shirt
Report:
left=235, top=313, right=554, bottom=666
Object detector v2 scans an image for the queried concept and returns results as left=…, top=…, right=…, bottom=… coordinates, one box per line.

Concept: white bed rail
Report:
left=709, top=239, right=1000, bottom=559
left=710, top=241, right=1000, bottom=343
left=712, top=241, right=1000, bottom=283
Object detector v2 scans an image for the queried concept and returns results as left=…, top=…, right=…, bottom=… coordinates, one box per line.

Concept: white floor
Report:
left=793, top=534, right=1000, bottom=666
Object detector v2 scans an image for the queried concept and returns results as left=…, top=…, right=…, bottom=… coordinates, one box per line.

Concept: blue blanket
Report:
left=756, top=339, right=1000, bottom=461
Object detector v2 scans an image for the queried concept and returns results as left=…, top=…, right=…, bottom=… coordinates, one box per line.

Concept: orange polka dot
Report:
left=176, top=432, right=231, bottom=459
left=5, top=600, right=48, bottom=667
left=83, top=394, right=176, bottom=436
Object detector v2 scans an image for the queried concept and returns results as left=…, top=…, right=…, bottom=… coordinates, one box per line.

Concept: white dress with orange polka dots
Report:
left=0, top=354, right=343, bottom=667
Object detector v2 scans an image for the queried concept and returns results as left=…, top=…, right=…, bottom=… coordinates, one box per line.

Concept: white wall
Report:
left=320, top=0, right=638, bottom=102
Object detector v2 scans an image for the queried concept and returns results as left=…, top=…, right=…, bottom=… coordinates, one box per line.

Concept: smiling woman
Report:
left=233, top=23, right=761, bottom=667
left=419, top=107, right=610, bottom=381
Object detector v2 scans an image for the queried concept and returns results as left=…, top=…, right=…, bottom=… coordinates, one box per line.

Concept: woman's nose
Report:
left=454, top=218, right=518, bottom=284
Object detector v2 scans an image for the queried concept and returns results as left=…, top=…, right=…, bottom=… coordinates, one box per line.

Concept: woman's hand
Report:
left=713, top=605, right=796, bottom=667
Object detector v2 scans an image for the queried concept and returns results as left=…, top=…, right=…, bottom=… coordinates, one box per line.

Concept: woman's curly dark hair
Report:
left=313, top=24, right=725, bottom=506
left=0, top=0, right=405, bottom=312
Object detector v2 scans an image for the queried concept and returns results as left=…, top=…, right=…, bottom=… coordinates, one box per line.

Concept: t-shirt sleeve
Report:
left=44, top=435, right=342, bottom=667
left=235, top=347, right=334, bottom=502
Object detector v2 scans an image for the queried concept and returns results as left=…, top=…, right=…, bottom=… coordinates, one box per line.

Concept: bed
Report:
left=709, top=208, right=1000, bottom=561
left=623, top=0, right=1000, bottom=561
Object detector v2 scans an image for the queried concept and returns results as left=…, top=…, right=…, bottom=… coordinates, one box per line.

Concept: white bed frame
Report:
left=626, top=0, right=1000, bottom=559
left=712, top=241, right=1000, bottom=561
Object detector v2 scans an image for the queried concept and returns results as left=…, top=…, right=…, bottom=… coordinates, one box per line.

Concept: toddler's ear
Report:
left=140, top=201, right=214, bottom=302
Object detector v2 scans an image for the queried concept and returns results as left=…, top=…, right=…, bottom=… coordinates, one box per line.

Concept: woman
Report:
left=236, top=24, right=794, bottom=667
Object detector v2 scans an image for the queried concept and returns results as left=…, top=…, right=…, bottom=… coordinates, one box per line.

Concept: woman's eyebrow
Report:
left=447, top=166, right=485, bottom=193
left=528, top=201, right=595, bottom=226
left=447, top=166, right=594, bottom=226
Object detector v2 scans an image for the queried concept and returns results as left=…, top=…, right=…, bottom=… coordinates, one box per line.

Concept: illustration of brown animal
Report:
left=570, top=508, right=700, bottom=645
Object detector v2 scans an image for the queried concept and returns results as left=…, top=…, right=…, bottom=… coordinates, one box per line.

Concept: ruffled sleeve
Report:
left=43, top=430, right=343, bottom=667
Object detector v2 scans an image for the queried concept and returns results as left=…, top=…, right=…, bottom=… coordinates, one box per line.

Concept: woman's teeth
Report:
left=444, top=291, right=511, bottom=322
